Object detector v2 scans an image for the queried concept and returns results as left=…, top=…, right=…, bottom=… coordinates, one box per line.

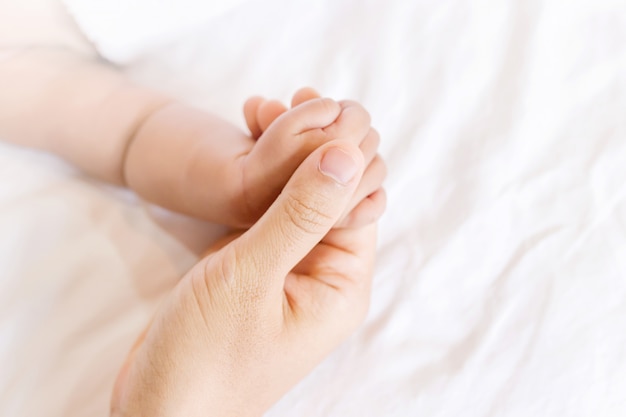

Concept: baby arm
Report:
left=0, top=47, right=385, bottom=227
left=0, top=48, right=171, bottom=185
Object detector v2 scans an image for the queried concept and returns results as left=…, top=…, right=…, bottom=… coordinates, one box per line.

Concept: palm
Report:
left=282, top=225, right=376, bottom=331
left=204, top=223, right=375, bottom=329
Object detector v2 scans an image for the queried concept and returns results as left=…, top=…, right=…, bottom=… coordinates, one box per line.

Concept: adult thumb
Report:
left=233, top=140, right=364, bottom=287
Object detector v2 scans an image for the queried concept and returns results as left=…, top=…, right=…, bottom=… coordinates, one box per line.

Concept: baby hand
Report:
left=241, top=88, right=386, bottom=228
left=123, top=88, right=386, bottom=228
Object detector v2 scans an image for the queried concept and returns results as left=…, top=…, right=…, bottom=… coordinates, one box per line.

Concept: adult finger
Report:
left=233, top=141, right=365, bottom=293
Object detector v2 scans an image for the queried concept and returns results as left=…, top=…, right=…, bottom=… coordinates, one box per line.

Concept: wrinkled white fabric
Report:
left=1, top=0, right=626, bottom=416
left=61, top=0, right=250, bottom=62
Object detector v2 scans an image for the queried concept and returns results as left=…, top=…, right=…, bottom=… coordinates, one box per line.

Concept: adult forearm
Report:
left=0, top=47, right=172, bottom=184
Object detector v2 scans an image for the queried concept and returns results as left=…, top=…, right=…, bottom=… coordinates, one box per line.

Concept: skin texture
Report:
left=111, top=141, right=377, bottom=417
left=1, top=20, right=386, bottom=414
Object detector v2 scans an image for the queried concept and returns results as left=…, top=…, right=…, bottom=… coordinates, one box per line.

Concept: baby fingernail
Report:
left=319, top=147, right=358, bottom=185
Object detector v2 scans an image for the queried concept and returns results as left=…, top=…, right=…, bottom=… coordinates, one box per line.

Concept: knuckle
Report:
left=204, top=245, right=239, bottom=286
left=212, top=245, right=271, bottom=307
left=372, top=154, right=388, bottom=182
left=363, top=154, right=387, bottom=189
left=283, top=192, right=333, bottom=236
left=342, top=100, right=371, bottom=125
left=368, top=128, right=380, bottom=148
left=361, top=108, right=372, bottom=126
left=319, top=97, right=340, bottom=115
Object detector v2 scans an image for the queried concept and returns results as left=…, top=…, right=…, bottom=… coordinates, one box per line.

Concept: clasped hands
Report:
left=111, top=88, right=386, bottom=417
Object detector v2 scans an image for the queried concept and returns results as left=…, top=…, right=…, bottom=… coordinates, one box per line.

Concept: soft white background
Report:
left=1, top=0, right=625, bottom=415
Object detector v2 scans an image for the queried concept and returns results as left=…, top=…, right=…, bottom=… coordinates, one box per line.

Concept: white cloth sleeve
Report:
left=61, top=0, right=249, bottom=63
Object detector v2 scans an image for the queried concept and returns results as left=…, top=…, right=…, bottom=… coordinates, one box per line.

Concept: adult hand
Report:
left=111, top=140, right=381, bottom=417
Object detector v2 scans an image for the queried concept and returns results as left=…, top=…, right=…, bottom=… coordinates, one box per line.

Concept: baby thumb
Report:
left=233, top=141, right=364, bottom=288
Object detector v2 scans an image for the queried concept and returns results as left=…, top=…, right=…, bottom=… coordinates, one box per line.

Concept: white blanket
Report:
left=1, top=0, right=626, bottom=416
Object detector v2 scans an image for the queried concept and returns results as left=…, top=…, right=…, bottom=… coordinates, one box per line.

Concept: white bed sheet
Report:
left=1, top=0, right=626, bottom=416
